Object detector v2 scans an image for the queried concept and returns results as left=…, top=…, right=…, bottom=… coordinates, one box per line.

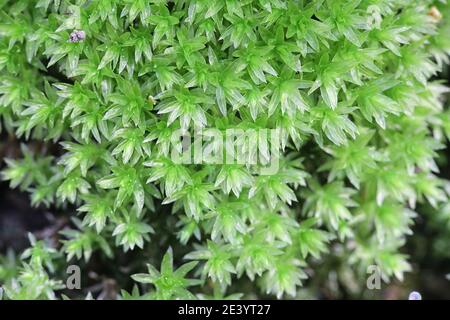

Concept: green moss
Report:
left=0, top=0, right=450, bottom=299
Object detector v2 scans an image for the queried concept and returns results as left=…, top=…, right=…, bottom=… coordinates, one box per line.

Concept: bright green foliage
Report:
left=0, top=0, right=450, bottom=300
left=2, top=234, right=64, bottom=300
left=131, top=248, right=202, bottom=299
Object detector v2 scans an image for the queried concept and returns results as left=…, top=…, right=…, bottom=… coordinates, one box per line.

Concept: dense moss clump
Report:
left=0, top=0, right=450, bottom=300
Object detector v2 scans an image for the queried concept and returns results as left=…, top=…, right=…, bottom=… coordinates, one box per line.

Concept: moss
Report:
left=0, top=0, right=450, bottom=299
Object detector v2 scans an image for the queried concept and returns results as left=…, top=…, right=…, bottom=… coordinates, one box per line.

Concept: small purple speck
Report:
left=69, top=30, right=86, bottom=43
left=408, top=291, right=422, bottom=300
left=76, top=30, right=86, bottom=40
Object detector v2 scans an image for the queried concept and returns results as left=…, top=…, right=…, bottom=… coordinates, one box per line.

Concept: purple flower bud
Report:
left=76, top=30, right=86, bottom=40
left=408, top=291, right=422, bottom=300
left=68, top=30, right=86, bottom=43
left=69, top=32, right=78, bottom=42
